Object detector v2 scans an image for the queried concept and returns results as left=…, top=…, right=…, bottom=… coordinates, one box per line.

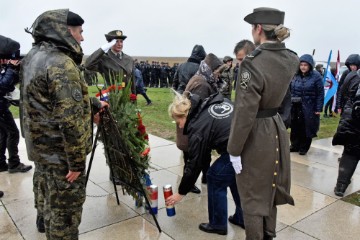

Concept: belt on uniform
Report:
left=256, top=108, right=278, bottom=118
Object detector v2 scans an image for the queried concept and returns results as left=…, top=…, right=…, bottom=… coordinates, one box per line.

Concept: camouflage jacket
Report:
left=20, top=9, right=100, bottom=171
left=219, top=66, right=233, bottom=98
left=85, top=48, right=136, bottom=93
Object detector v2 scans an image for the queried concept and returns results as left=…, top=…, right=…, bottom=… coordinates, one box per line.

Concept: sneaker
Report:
left=8, top=163, right=32, bottom=173
left=0, top=163, right=8, bottom=172
left=334, top=183, right=347, bottom=197
left=146, top=102, right=152, bottom=106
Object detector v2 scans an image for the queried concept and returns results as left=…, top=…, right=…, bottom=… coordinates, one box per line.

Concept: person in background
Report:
left=135, top=66, right=152, bottom=105
left=21, top=9, right=108, bottom=238
left=233, top=40, right=255, bottom=89
left=290, top=54, right=324, bottom=155
left=332, top=54, right=360, bottom=197
left=172, top=45, right=206, bottom=94
left=227, top=7, right=299, bottom=239
left=167, top=92, right=244, bottom=235
left=0, top=35, right=32, bottom=174
left=219, top=56, right=233, bottom=99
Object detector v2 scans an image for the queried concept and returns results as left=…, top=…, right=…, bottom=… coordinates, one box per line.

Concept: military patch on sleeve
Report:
left=72, top=87, right=83, bottom=102
left=239, top=70, right=251, bottom=90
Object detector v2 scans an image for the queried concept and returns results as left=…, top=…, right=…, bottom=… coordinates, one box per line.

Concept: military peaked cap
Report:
left=244, top=7, right=284, bottom=25
left=105, top=30, right=127, bottom=42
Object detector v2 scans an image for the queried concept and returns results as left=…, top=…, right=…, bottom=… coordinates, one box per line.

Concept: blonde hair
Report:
left=168, top=94, right=191, bottom=119
left=262, top=24, right=290, bottom=42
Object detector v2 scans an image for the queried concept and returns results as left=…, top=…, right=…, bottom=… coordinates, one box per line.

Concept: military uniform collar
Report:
left=110, top=49, right=123, bottom=59
left=259, top=42, right=286, bottom=50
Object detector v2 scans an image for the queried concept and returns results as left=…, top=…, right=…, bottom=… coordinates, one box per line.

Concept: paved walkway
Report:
left=1, top=120, right=360, bottom=240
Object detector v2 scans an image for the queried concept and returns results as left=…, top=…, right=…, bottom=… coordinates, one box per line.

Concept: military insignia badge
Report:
left=239, top=70, right=251, bottom=90
left=72, top=87, right=83, bottom=102
left=116, top=30, right=122, bottom=36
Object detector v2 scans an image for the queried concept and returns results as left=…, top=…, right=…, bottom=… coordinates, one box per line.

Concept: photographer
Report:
left=0, top=35, right=32, bottom=174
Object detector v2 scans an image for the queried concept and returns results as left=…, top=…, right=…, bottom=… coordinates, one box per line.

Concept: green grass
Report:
left=342, top=190, right=360, bottom=207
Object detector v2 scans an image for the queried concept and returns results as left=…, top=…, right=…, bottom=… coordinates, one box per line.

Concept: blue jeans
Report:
left=207, top=153, right=244, bottom=230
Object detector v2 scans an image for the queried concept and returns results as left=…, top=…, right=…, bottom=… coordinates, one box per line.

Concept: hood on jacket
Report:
left=345, top=54, right=360, bottom=70
left=29, top=9, right=83, bottom=62
left=0, top=35, right=20, bottom=57
left=299, top=54, right=315, bottom=69
left=189, top=45, right=206, bottom=62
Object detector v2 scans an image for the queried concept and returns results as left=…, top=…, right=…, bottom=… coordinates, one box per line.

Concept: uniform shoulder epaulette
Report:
left=287, top=49, right=298, bottom=56
left=246, top=49, right=262, bottom=60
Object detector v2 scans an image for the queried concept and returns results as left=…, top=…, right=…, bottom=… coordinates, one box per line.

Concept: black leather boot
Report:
left=334, top=183, right=348, bottom=197
left=36, top=215, right=45, bottom=233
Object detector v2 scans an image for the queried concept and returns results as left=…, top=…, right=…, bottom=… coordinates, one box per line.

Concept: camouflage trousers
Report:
left=33, top=163, right=86, bottom=240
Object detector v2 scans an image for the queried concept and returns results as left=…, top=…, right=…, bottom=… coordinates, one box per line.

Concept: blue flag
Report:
left=324, top=68, right=338, bottom=105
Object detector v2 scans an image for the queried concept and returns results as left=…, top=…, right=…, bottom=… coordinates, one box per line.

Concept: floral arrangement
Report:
left=96, top=77, right=151, bottom=200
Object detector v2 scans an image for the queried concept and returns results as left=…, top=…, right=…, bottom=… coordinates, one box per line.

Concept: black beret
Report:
left=67, top=11, right=84, bottom=26
left=105, top=30, right=127, bottom=42
left=244, top=7, right=285, bottom=25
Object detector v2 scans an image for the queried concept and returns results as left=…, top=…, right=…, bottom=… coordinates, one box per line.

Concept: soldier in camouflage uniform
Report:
left=219, top=56, right=234, bottom=99
left=20, top=9, right=107, bottom=239
left=85, top=30, right=136, bottom=93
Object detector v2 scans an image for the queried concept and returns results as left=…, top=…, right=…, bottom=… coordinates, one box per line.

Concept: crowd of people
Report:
left=1, top=6, right=360, bottom=240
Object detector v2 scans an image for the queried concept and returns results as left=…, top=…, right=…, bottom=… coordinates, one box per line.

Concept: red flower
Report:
left=130, top=94, right=137, bottom=102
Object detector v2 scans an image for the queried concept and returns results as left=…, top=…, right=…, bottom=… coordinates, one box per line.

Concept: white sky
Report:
left=1, top=0, right=358, bottom=62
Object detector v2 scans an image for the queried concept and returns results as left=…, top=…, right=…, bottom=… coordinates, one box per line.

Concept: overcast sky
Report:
left=1, top=0, right=358, bottom=63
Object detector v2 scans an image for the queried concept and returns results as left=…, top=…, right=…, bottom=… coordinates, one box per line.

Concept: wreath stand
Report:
left=85, top=110, right=162, bottom=233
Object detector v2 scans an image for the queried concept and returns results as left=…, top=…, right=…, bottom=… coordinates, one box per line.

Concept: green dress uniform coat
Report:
left=85, top=48, right=136, bottom=93
left=227, top=42, right=299, bottom=216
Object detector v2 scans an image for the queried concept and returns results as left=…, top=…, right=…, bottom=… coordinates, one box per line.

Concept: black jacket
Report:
left=333, top=71, right=360, bottom=146
left=178, top=92, right=233, bottom=195
left=0, top=67, right=18, bottom=112
left=172, top=45, right=206, bottom=93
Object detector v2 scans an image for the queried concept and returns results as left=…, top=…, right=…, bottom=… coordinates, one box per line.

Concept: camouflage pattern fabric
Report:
left=20, top=9, right=96, bottom=239
left=38, top=163, right=86, bottom=240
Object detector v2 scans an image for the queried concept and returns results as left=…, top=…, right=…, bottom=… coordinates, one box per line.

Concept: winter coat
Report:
left=290, top=54, right=324, bottom=138
left=332, top=71, right=360, bottom=146
left=227, top=42, right=299, bottom=216
left=178, top=93, right=233, bottom=195
left=85, top=48, right=135, bottom=93
left=172, top=45, right=206, bottom=93
left=20, top=9, right=101, bottom=171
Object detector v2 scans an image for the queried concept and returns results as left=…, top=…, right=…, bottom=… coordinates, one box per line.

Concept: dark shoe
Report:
left=334, top=183, right=347, bottom=197
left=36, top=215, right=45, bottom=233
left=290, top=146, right=299, bottom=152
left=299, top=151, right=307, bottom=155
left=0, top=163, right=8, bottom=172
left=8, top=163, right=32, bottom=173
left=190, top=185, right=201, bottom=194
left=201, top=175, right=207, bottom=184
left=323, top=113, right=329, bottom=118
left=146, top=102, right=152, bottom=106
left=228, top=215, right=245, bottom=229
left=0, top=191, right=3, bottom=198
left=199, top=223, right=227, bottom=235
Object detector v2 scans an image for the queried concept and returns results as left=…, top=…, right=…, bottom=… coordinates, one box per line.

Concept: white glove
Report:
left=101, top=39, right=117, bottom=53
left=230, top=154, right=242, bottom=174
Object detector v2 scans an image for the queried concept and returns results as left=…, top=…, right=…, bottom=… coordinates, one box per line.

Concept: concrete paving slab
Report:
left=0, top=205, right=23, bottom=240
left=293, top=200, right=360, bottom=240
left=276, top=226, right=317, bottom=240
left=278, top=184, right=337, bottom=225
